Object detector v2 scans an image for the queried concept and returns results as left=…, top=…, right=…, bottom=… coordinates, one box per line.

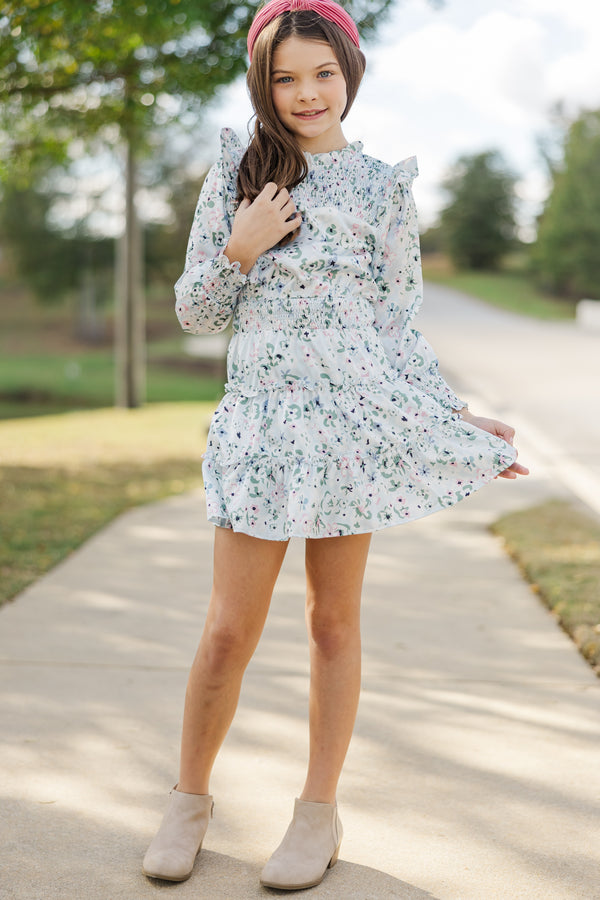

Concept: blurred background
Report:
left=1, top=0, right=598, bottom=419
left=1, top=0, right=599, bottom=614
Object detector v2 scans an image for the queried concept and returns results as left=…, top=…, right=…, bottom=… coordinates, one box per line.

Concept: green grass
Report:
left=422, top=258, right=577, bottom=321
left=0, top=350, right=225, bottom=418
left=0, top=403, right=216, bottom=605
left=492, top=500, right=600, bottom=674
left=0, top=276, right=227, bottom=418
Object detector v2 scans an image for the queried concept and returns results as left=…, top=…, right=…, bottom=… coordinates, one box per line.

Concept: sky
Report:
left=202, top=0, right=600, bottom=236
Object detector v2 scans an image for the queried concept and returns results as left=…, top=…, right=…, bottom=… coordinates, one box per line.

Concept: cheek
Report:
left=271, top=88, right=287, bottom=117
left=325, top=80, right=347, bottom=108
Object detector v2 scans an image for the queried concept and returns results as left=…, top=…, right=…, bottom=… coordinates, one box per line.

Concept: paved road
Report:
left=417, top=282, right=600, bottom=517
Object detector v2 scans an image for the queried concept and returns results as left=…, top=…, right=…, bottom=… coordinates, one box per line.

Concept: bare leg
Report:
left=300, top=532, right=372, bottom=804
left=178, top=527, right=289, bottom=795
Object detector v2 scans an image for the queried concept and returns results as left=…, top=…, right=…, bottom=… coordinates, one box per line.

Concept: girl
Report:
left=143, top=0, right=528, bottom=891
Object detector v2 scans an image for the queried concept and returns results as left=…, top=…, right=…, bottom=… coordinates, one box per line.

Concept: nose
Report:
left=297, top=79, right=318, bottom=102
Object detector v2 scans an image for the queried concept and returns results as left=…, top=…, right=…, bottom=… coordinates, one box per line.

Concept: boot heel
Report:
left=260, top=798, right=343, bottom=890
left=328, top=841, right=342, bottom=868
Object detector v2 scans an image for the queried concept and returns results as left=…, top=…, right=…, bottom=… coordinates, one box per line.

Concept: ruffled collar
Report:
left=219, top=127, right=364, bottom=170
left=304, top=140, right=364, bottom=167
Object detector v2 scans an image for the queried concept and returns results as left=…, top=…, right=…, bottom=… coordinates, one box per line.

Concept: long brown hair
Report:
left=237, top=10, right=366, bottom=205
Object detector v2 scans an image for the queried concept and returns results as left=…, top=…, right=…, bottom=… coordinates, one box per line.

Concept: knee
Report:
left=306, top=603, right=360, bottom=659
left=202, top=615, right=254, bottom=678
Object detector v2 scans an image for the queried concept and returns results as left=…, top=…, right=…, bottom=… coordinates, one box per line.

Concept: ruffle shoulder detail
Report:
left=392, top=156, right=418, bottom=185
left=218, top=127, right=246, bottom=220
left=371, top=155, right=418, bottom=227
left=220, top=127, right=245, bottom=175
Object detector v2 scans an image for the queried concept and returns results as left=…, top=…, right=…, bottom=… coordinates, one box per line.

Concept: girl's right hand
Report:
left=224, top=183, right=302, bottom=274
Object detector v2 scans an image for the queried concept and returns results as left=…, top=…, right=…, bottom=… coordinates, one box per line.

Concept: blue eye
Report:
left=274, top=75, right=292, bottom=84
left=318, top=70, right=333, bottom=78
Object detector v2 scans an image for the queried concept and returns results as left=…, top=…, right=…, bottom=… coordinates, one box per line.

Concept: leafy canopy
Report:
left=0, top=0, right=395, bottom=176
left=533, top=109, right=600, bottom=298
left=440, top=150, right=517, bottom=271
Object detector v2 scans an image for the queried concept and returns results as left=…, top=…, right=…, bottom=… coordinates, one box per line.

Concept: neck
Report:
left=298, top=129, right=349, bottom=155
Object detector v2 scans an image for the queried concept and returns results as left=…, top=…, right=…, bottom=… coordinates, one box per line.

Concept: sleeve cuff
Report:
left=214, top=249, right=248, bottom=281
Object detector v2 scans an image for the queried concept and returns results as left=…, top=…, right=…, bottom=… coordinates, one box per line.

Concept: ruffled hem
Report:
left=205, top=375, right=465, bottom=473
left=201, top=434, right=517, bottom=541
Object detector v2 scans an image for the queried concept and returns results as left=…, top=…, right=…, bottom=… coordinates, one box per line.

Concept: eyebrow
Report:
left=271, top=61, right=339, bottom=75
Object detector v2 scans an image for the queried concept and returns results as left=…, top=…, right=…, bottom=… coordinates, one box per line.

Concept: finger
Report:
left=283, top=212, right=302, bottom=234
left=281, top=198, right=297, bottom=219
left=260, top=182, right=279, bottom=200
left=276, top=187, right=290, bottom=207
left=239, top=197, right=252, bottom=210
left=498, top=460, right=529, bottom=479
left=496, top=423, right=515, bottom=444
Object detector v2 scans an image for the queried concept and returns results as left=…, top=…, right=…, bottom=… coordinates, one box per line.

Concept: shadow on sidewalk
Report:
left=0, top=794, right=437, bottom=900
left=195, top=851, right=439, bottom=899
left=2, top=495, right=600, bottom=898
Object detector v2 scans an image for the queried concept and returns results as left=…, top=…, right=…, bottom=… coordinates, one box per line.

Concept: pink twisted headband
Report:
left=247, top=0, right=360, bottom=61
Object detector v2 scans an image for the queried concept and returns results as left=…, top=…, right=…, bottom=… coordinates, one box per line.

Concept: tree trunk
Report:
left=115, top=135, right=145, bottom=408
left=77, top=245, right=105, bottom=344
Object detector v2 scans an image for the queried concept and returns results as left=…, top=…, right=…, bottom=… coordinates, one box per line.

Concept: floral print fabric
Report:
left=175, top=128, right=517, bottom=539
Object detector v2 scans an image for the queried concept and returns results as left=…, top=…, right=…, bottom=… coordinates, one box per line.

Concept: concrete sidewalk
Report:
left=1, top=464, right=599, bottom=898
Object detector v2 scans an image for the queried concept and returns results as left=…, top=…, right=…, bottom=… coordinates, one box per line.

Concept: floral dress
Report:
left=175, top=128, right=516, bottom=540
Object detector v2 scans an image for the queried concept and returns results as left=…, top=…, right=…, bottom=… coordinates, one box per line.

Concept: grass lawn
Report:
left=492, top=500, right=600, bottom=675
left=422, top=256, right=577, bottom=321
left=0, top=403, right=215, bottom=605
left=0, top=277, right=226, bottom=418
left=0, top=350, right=224, bottom=418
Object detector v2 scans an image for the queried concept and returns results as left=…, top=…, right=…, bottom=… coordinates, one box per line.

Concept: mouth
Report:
left=293, top=109, right=327, bottom=120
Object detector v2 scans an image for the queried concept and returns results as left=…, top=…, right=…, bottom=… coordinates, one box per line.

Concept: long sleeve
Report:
left=174, top=153, right=248, bottom=335
left=370, top=160, right=466, bottom=412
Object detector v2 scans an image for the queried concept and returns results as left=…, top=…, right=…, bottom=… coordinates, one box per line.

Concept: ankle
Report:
left=298, top=791, right=337, bottom=805
left=176, top=780, right=210, bottom=796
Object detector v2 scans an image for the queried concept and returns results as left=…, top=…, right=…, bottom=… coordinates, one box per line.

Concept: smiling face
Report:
left=270, top=36, right=348, bottom=154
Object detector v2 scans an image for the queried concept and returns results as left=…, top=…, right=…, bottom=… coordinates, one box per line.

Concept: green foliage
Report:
left=0, top=0, right=397, bottom=178
left=532, top=109, right=600, bottom=299
left=0, top=181, right=113, bottom=303
left=440, top=150, right=517, bottom=270
left=0, top=0, right=399, bottom=303
left=0, top=0, right=252, bottom=174
left=418, top=223, right=445, bottom=255
left=145, top=170, right=206, bottom=286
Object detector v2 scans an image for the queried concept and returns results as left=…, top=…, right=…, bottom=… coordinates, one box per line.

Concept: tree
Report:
left=0, top=177, right=114, bottom=342
left=0, top=0, right=397, bottom=406
left=533, top=108, right=600, bottom=298
left=439, top=150, right=517, bottom=270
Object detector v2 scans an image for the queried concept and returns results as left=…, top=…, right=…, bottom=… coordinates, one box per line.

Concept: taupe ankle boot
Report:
left=260, top=798, right=343, bottom=890
left=142, top=786, right=213, bottom=882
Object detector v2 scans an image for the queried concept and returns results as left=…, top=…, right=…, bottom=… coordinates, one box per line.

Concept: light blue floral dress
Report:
left=175, top=128, right=516, bottom=540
